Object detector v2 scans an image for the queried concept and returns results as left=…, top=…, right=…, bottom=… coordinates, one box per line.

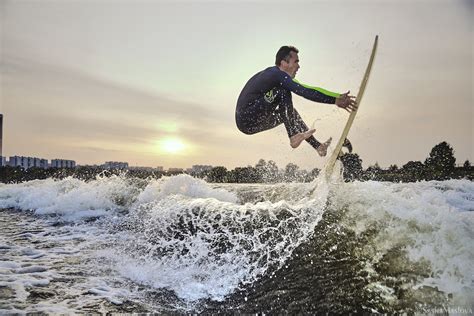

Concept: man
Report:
left=235, top=46, right=357, bottom=157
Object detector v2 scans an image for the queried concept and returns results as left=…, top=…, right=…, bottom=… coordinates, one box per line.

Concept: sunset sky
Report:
left=1, top=0, right=472, bottom=170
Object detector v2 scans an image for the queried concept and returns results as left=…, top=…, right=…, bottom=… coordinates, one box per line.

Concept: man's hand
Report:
left=335, top=90, right=357, bottom=113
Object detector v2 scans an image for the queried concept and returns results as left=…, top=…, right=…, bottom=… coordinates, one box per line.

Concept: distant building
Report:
left=9, top=156, right=48, bottom=169
left=51, top=159, right=76, bottom=168
left=191, top=165, right=213, bottom=174
left=155, top=166, right=164, bottom=172
left=0, top=156, right=6, bottom=167
left=103, top=161, right=129, bottom=170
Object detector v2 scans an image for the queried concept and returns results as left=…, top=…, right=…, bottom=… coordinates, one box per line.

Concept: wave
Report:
left=0, top=174, right=472, bottom=312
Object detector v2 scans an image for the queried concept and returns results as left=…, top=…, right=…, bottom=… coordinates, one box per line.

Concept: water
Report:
left=0, top=173, right=472, bottom=313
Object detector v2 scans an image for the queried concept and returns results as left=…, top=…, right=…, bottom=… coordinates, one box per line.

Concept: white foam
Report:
left=15, top=266, right=49, bottom=274
left=332, top=179, right=474, bottom=306
left=103, top=175, right=330, bottom=302
left=0, top=213, right=132, bottom=313
left=87, top=281, right=130, bottom=305
left=0, top=261, right=21, bottom=269
left=1, top=175, right=472, bottom=309
left=0, top=174, right=238, bottom=222
left=0, top=175, right=138, bottom=220
left=136, top=174, right=238, bottom=205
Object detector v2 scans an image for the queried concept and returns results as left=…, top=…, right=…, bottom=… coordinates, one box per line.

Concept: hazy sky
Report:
left=1, top=0, right=472, bottom=170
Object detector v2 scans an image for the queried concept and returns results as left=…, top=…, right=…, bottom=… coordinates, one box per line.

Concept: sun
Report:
left=158, top=138, right=186, bottom=154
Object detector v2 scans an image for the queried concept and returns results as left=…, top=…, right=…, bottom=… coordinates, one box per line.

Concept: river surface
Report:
left=0, top=174, right=473, bottom=314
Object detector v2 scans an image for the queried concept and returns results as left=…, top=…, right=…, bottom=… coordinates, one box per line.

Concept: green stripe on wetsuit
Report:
left=292, top=79, right=341, bottom=98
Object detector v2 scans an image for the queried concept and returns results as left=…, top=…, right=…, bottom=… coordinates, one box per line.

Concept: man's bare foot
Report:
left=290, top=129, right=316, bottom=148
left=316, top=137, right=333, bottom=157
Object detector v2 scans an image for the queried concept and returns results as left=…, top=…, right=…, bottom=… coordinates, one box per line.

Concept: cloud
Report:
left=2, top=55, right=220, bottom=120
left=2, top=55, right=246, bottom=163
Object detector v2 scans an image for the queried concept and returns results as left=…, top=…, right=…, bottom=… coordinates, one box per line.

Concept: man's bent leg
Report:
left=290, top=129, right=317, bottom=149
left=282, top=104, right=332, bottom=156
left=290, top=109, right=322, bottom=150
left=236, top=98, right=284, bottom=135
left=237, top=90, right=332, bottom=156
left=272, top=90, right=327, bottom=151
left=275, top=89, right=300, bottom=138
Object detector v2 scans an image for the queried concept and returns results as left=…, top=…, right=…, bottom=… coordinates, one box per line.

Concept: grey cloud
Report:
left=2, top=56, right=237, bottom=150
left=2, top=56, right=222, bottom=123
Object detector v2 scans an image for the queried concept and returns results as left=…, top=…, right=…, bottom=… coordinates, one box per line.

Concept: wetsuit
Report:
left=236, top=66, right=340, bottom=149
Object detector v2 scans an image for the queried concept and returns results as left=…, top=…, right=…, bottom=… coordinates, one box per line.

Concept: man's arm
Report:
left=280, top=74, right=340, bottom=104
left=279, top=72, right=357, bottom=112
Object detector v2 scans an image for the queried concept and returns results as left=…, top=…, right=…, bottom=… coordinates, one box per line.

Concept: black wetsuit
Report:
left=236, top=66, right=340, bottom=149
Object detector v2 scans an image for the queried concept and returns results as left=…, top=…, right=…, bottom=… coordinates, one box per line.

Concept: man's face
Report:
left=281, top=51, right=300, bottom=78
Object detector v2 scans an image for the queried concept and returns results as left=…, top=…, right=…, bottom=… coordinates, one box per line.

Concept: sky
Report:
left=1, top=0, right=472, bottom=170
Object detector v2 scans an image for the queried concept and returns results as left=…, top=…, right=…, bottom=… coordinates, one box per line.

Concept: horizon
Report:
left=1, top=0, right=472, bottom=170
left=0, top=138, right=468, bottom=171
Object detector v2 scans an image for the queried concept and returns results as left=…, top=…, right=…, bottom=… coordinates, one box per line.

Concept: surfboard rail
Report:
left=324, top=35, right=379, bottom=179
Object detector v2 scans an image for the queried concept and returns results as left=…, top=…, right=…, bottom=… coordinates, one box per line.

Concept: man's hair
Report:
left=275, top=46, right=299, bottom=66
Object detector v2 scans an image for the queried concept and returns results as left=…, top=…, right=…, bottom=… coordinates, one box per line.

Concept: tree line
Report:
left=0, top=141, right=472, bottom=184
left=339, top=141, right=472, bottom=182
